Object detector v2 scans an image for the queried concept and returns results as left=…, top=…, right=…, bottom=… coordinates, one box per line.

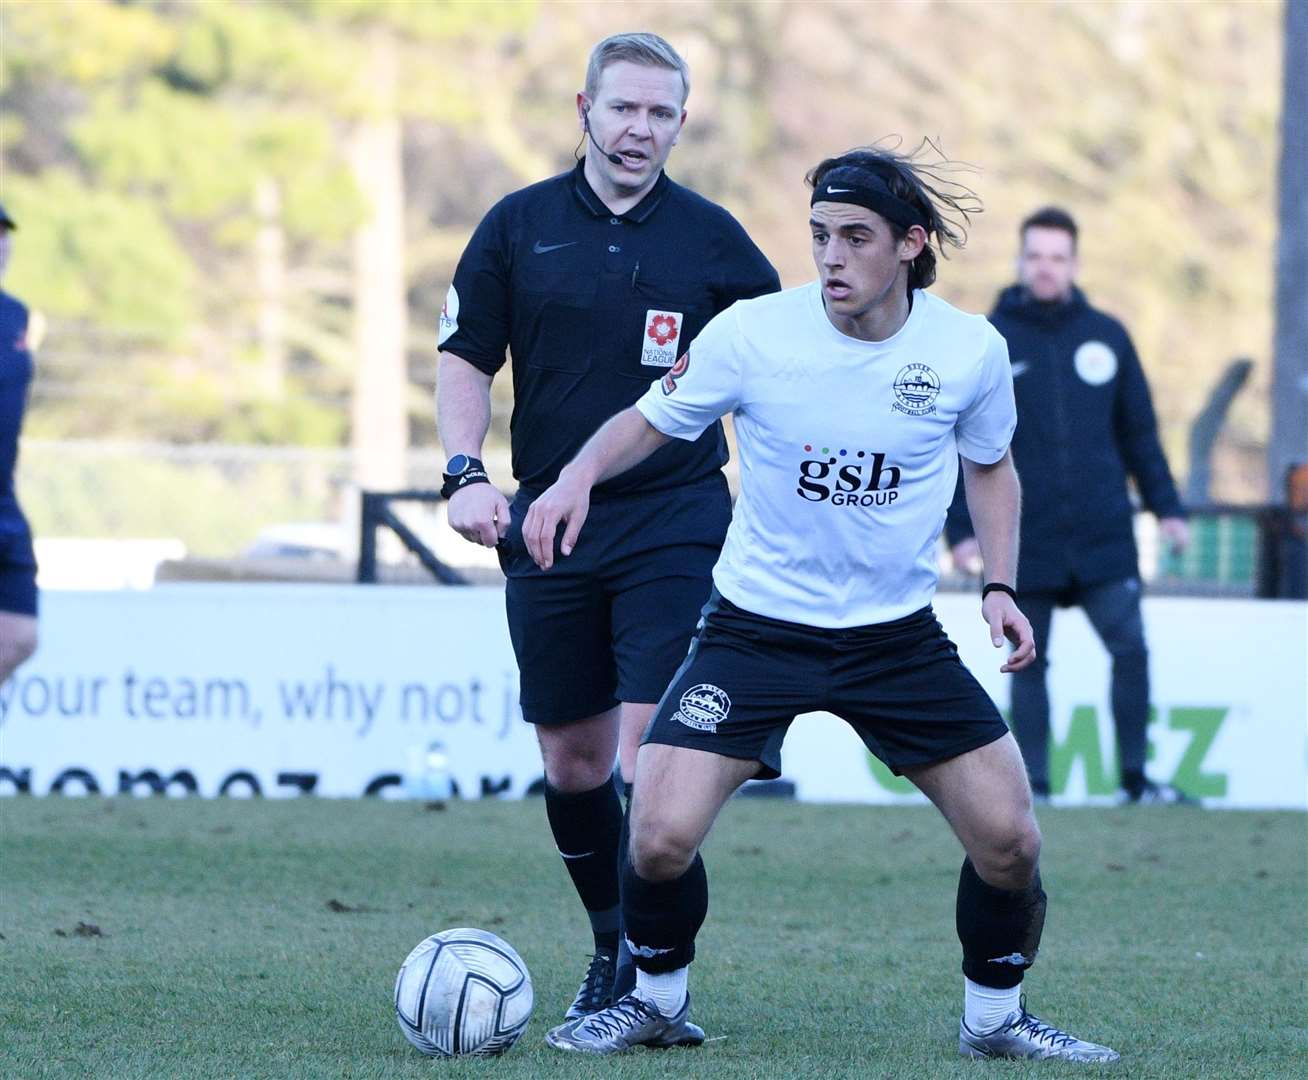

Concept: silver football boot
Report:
left=960, top=997, right=1120, bottom=1062
left=546, top=992, right=705, bottom=1054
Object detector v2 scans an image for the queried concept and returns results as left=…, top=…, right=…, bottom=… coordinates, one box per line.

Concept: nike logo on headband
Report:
left=826, top=187, right=853, bottom=193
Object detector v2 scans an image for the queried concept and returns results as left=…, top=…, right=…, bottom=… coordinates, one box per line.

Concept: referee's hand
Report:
left=447, top=483, right=510, bottom=548
left=982, top=593, right=1036, bottom=673
left=523, top=474, right=592, bottom=571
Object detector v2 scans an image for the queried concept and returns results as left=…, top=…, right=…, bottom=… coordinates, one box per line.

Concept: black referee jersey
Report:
left=438, top=162, right=779, bottom=500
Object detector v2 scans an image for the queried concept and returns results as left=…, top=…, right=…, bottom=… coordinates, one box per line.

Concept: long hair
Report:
left=806, top=139, right=981, bottom=291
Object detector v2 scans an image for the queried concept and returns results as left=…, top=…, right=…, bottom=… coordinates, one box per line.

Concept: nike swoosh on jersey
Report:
left=533, top=240, right=578, bottom=254
left=557, top=849, right=595, bottom=860
left=1010, top=361, right=1031, bottom=378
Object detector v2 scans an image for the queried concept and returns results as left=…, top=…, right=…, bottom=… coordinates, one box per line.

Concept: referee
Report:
left=0, top=203, right=39, bottom=684
left=435, top=32, right=779, bottom=1027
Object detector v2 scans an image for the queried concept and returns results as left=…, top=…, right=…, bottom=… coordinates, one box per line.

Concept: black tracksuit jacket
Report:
left=945, top=285, right=1184, bottom=593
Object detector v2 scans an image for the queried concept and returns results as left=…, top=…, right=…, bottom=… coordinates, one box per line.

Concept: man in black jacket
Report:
left=947, top=206, right=1192, bottom=805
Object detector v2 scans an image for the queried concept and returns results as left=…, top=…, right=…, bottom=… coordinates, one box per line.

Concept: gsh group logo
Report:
left=796, top=445, right=901, bottom=507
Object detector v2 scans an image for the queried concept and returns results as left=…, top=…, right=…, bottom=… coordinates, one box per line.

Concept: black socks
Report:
left=956, top=857, right=1047, bottom=989
left=622, top=853, right=708, bottom=974
left=544, top=778, right=623, bottom=952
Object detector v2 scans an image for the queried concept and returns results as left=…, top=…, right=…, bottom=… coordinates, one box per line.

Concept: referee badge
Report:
left=641, top=309, right=683, bottom=368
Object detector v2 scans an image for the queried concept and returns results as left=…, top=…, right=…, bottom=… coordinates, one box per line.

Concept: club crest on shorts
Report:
left=674, top=683, right=730, bottom=733
left=641, top=309, right=683, bottom=367
left=662, top=351, right=690, bottom=395
left=892, top=363, right=940, bottom=415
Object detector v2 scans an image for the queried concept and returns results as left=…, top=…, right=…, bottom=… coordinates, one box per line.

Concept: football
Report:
left=394, top=927, right=533, bottom=1057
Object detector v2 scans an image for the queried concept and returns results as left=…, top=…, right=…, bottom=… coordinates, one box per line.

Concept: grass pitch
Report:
left=2, top=797, right=1304, bottom=1079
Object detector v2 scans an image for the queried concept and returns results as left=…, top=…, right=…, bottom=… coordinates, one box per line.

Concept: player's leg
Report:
left=832, top=610, right=1116, bottom=1062
left=605, top=493, right=730, bottom=997
left=905, top=736, right=1118, bottom=1062
left=548, top=591, right=806, bottom=1054
left=1008, top=591, right=1055, bottom=798
left=547, top=742, right=757, bottom=1054
left=622, top=742, right=758, bottom=1013
left=0, top=610, right=37, bottom=682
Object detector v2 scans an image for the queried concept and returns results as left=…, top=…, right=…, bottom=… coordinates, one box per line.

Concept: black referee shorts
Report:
left=643, top=592, right=1007, bottom=779
left=498, top=474, right=731, bottom=727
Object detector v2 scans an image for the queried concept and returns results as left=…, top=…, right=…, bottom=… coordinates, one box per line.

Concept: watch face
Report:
left=445, top=454, right=471, bottom=477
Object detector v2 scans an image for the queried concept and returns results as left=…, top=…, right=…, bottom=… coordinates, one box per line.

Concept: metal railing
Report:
left=357, top=490, right=465, bottom=584
left=358, top=489, right=1307, bottom=599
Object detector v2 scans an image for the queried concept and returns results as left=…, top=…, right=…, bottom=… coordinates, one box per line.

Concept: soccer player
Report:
left=0, top=203, right=39, bottom=685
left=522, top=146, right=1120, bottom=1061
left=436, top=33, right=779, bottom=1024
left=947, top=207, right=1192, bottom=805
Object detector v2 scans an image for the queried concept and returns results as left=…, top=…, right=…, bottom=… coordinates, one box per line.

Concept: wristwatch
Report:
left=441, top=454, right=490, bottom=500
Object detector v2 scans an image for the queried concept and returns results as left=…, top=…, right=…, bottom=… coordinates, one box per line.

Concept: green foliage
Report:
left=73, top=82, right=256, bottom=218
left=0, top=0, right=1283, bottom=491
left=1, top=0, right=175, bottom=88
left=19, top=442, right=346, bottom=554
left=3, top=171, right=195, bottom=338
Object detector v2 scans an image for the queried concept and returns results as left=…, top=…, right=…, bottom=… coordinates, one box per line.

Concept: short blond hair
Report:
left=584, top=32, right=689, bottom=105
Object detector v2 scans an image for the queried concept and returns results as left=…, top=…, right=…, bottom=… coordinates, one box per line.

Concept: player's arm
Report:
left=960, top=452, right=1035, bottom=673
left=522, top=408, right=670, bottom=570
left=525, top=305, right=746, bottom=570
left=436, top=351, right=510, bottom=548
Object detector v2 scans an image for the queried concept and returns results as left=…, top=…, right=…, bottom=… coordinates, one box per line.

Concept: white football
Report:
left=394, top=927, right=533, bottom=1057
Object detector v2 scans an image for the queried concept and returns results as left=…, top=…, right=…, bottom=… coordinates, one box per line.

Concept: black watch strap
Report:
left=982, top=582, right=1017, bottom=601
left=441, top=456, right=490, bottom=500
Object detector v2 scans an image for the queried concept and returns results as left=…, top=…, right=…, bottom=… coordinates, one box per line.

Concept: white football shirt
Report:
left=636, top=282, right=1015, bottom=628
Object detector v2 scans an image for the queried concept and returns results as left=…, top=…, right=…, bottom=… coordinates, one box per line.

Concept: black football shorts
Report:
left=643, top=591, right=1008, bottom=779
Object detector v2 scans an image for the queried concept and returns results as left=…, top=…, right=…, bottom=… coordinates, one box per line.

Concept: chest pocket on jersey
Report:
left=617, top=278, right=712, bottom=381
left=514, top=261, right=597, bottom=375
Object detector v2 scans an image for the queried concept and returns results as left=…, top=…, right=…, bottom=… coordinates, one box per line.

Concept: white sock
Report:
left=634, top=966, right=688, bottom=1017
left=964, top=977, right=1020, bottom=1033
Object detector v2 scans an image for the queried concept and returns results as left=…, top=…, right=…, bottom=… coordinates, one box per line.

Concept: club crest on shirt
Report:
left=1074, top=340, right=1117, bottom=386
left=674, top=683, right=730, bottom=733
left=661, top=352, right=690, bottom=395
left=641, top=309, right=683, bottom=367
left=891, top=363, right=940, bottom=415
left=438, top=285, right=459, bottom=346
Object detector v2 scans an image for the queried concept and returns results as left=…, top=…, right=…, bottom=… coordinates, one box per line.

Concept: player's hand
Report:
left=1159, top=516, right=1190, bottom=554
left=982, top=592, right=1036, bottom=673
left=951, top=537, right=982, bottom=576
left=522, top=470, right=592, bottom=570
left=446, top=483, right=510, bottom=548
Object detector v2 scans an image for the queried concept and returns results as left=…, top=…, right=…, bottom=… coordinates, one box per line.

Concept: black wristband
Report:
left=441, top=469, right=490, bottom=500
left=982, top=582, right=1017, bottom=601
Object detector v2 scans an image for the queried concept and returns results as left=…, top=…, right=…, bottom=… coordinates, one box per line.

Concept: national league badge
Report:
left=641, top=309, right=683, bottom=367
